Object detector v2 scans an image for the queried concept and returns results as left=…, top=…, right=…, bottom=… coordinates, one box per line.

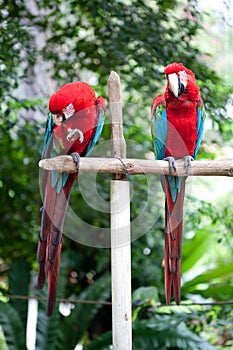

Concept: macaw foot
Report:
left=183, top=156, right=194, bottom=174
left=163, top=156, right=177, bottom=175
left=71, top=152, right=80, bottom=173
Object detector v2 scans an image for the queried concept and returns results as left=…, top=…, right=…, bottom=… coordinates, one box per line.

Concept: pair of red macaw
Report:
left=38, top=62, right=205, bottom=315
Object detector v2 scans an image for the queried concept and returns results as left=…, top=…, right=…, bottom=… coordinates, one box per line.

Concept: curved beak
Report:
left=168, top=73, right=179, bottom=98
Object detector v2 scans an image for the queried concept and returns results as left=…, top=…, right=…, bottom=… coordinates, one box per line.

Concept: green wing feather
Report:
left=151, top=95, right=167, bottom=160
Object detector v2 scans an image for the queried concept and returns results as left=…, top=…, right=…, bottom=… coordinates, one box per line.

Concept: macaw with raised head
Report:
left=151, top=62, right=205, bottom=304
left=38, top=81, right=106, bottom=316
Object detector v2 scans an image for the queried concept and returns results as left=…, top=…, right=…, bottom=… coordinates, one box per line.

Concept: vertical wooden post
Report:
left=108, top=71, right=132, bottom=350
left=108, top=71, right=127, bottom=179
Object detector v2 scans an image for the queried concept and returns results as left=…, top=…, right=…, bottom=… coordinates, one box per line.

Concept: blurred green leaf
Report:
left=8, top=259, right=30, bottom=332
left=0, top=301, right=26, bottom=350
left=60, top=273, right=111, bottom=349
left=133, top=316, right=217, bottom=350
left=84, top=331, right=112, bottom=350
left=182, top=263, right=233, bottom=293
left=182, top=228, right=215, bottom=273
left=132, top=286, right=159, bottom=305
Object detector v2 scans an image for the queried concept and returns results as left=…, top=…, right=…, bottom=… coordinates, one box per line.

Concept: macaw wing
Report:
left=51, top=171, right=69, bottom=194
left=193, top=98, right=205, bottom=159
left=41, top=113, right=69, bottom=194
left=86, top=103, right=105, bottom=156
left=151, top=95, right=167, bottom=160
left=151, top=95, right=182, bottom=202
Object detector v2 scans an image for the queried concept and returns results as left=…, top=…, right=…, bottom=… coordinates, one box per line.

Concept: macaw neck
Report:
left=164, top=84, right=199, bottom=159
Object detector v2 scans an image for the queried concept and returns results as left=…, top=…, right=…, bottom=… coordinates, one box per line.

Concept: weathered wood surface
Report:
left=39, top=157, right=233, bottom=177
left=108, top=70, right=126, bottom=180
left=109, top=71, right=132, bottom=350
left=111, top=180, right=132, bottom=350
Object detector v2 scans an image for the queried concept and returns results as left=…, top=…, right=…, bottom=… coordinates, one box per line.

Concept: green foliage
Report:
left=84, top=331, right=112, bottom=350
left=36, top=294, right=64, bottom=350
left=0, top=301, right=26, bottom=350
left=183, top=263, right=233, bottom=295
left=84, top=303, right=219, bottom=350
left=35, top=260, right=111, bottom=350
left=35, top=251, right=70, bottom=350
left=0, top=0, right=37, bottom=126
left=34, top=0, right=233, bottom=135
left=60, top=273, right=111, bottom=349
left=133, top=317, right=217, bottom=350
left=8, top=259, right=30, bottom=331
left=132, top=286, right=159, bottom=321
left=0, top=118, right=41, bottom=262
left=180, top=196, right=233, bottom=301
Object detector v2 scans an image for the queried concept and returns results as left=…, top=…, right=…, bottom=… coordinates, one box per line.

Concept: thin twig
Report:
left=4, top=294, right=233, bottom=308
left=4, top=294, right=111, bottom=306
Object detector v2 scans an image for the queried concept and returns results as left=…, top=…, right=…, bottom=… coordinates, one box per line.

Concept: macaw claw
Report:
left=163, top=156, right=177, bottom=175
left=67, top=128, right=84, bottom=143
left=183, top=155, right=194, bottom=174
left=71, top=152, right=80, bottom=172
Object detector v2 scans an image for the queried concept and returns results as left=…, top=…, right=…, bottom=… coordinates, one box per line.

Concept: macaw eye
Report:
left=52, top=114, right=64, bottom=126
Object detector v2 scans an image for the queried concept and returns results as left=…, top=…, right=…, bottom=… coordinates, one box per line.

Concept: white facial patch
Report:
left=63, top=103, right=75, bottom=119
left=178, top=70, right=187, bottom=88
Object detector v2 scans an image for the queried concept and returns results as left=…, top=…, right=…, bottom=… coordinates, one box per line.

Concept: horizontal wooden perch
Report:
left=38, top=156, right=233, bottom=177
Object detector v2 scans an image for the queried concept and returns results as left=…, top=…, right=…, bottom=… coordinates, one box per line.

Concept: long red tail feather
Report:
left=164, top=176, right=185, bottom=304
left=37, top=172, right=77, bottom=315
left=47, top=239, right=62, bottom=316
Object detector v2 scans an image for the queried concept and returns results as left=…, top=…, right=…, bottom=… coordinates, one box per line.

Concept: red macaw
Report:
left=151, top=62, right=205, bottom=304
left=38, top=82, right=106, bottom=315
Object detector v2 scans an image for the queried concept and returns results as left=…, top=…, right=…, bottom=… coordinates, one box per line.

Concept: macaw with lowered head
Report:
left=38, top=82, right=106, bottom=315
left=151, top=62, right=205, bottom=304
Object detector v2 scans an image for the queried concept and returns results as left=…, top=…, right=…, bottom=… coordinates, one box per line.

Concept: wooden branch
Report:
left=38, top=156, right=233, bottom=177
left=108, top=71, right=126, bottom=179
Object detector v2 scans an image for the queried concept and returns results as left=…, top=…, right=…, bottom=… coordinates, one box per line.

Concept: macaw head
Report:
left=49, top=82, right=96, bottom=126
left=164, top=62, right=198, bottom=99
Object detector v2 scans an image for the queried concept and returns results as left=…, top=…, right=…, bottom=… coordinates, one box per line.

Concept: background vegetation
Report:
left=0, top=0, right=233, bottom=349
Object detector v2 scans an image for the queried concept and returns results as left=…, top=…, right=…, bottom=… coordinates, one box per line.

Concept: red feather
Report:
left=38, top=82, right=105, bottom=315
left=164, top=176, right=185, bottom=304
left=152, top=62, right=203, bottom=304
left=164, top=63, right=200, bottom=303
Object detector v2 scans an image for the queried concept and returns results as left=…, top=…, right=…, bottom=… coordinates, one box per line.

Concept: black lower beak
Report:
left=178, top=77, right=185, bottom=97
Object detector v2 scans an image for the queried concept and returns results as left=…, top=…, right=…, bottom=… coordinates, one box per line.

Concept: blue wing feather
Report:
left=50, top=171, right=69, bottom=194
left=193, top=104, right=205, bottom=159
left=152, top=97, right=181, bottom=202
left=152, top=96, right=205, bottom=203
left=42, top=113, right=55, bottom=157
left=152, top=103, right=167, bottom=160
left=41, top=113, right=69, bottom=193
left=86, top=106, right=105, bottom=156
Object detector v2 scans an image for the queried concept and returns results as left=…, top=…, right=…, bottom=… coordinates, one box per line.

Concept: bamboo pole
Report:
left=39, top=157, right=233, bottom=177
left=108, top=71, right=132, bottom=350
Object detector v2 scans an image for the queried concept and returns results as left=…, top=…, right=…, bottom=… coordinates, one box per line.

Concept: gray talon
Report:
left=164, top=156, right=177, bottom=175
left=71, top=152, right=80, bottom=172
left=183, top=156, right=194, bottom=174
